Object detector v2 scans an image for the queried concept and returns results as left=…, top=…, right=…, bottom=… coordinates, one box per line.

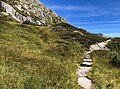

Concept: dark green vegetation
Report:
left=107, top=38, right=120, bottom=67
left=89, top=38, right=120, bottom=89
left=53, top=23, right=108, bottom=48
left=107, top=38, right=120, bottom=52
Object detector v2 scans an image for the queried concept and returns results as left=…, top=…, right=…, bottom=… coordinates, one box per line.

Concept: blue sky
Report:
left=40, top=0, right=120, bottom=37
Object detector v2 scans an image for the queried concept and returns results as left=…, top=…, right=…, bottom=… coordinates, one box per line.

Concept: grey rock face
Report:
left=0, top=0, right=67, bottom=25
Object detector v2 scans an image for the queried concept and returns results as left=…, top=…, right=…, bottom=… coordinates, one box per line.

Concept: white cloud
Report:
left=73, top=21, right=120, bottom=25
left=48, top=5, right=120, bottom=18
left=48, top=5, right=96, bottom=11
left=103, top=33, right=120, bottom=37
left=48, top=5, right=110, bottom=18
left=64, top=10, right=109, bottom=18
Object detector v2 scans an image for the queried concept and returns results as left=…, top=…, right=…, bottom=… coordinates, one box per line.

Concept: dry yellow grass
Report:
left=0, top=21, right=84, bottom=89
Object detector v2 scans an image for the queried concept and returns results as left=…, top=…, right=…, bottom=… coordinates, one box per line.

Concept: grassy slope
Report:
left=0, top=15, right=109, bottom=89
left=0, top=21, right=85, bottom=89
left=89, top=50, right=120, bottom=89
left=53, top=23, right=108, bottom=49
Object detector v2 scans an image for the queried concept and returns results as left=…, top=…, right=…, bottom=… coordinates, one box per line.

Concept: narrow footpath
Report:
left=77, top=39, right=111, bottom=89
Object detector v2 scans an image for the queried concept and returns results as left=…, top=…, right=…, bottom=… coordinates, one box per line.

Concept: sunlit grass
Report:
left=0, top=21, right=83, bottom=89
left=89, top=51, right=120, bottom=89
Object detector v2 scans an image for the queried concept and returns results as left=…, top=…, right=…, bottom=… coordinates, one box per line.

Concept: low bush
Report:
left=107, top=38, right=120, bottom=67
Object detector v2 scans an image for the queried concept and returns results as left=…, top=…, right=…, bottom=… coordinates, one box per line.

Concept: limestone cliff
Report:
left=0, top=0, right=67, bottom=25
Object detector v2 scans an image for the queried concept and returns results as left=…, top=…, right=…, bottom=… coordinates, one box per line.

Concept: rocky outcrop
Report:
left=0, top=0, right=67, bottom=25
left=90, top=39, right=111, bottom=51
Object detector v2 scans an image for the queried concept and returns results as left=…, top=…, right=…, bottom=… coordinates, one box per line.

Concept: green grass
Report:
left=0, top=21, right=84, bottom=89
left=89, top=51, right=120, bottom=89
left=0, top=1, right=114, bottom=89
left=0, top=15, right=110, bottom=89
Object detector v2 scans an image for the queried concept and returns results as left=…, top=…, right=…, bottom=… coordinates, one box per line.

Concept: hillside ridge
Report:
left=0, top=0, right=67, bottom=25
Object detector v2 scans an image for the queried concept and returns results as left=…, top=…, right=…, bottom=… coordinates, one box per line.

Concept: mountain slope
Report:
left=53, top=23, right=108, bottom=48
left=0, top=0, right=66, bottom=25
left=0, top=20, right=109, bottom=89
left=0, top=21, right=84, bottom=89
left=0, top=0, right=113, bottom=89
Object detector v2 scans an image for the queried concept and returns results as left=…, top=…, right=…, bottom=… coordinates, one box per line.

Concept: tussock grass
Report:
left=0, top=21, right=83, bottom=89
left=89, top=51, right=120, bottom=89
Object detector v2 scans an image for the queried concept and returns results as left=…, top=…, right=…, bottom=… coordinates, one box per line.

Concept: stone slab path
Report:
left=77, top=51, right=93, bottom=89
left=77, top=39, right=111, bottom=89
